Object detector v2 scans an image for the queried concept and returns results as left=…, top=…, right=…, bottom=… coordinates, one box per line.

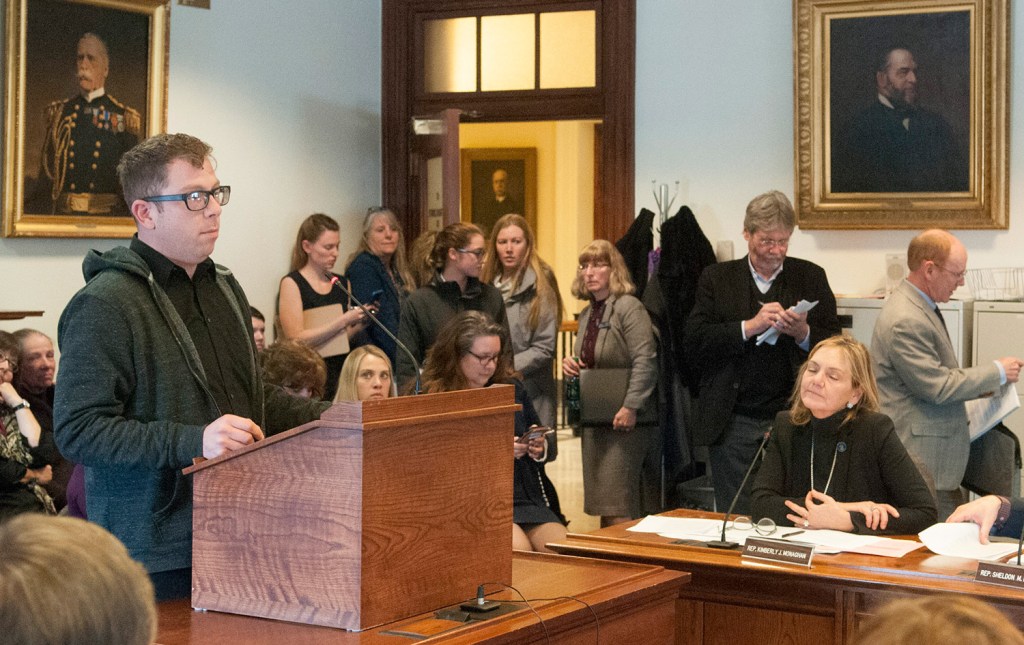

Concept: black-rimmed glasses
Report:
left=142, top=186, right=231, bottom=211
left=466, top=350, right=499, bottom=367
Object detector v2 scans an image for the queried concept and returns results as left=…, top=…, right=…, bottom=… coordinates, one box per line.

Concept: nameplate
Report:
left=742, top=537, right=814, bottom=567
left=976, top=561, right=1024, bottom=589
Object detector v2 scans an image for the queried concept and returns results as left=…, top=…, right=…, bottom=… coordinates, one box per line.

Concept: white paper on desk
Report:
left=782, top=528, right=878, bottom=550
left=845, top=538, right=924, bottom=558
left=967, top=383, right=1021, bottom=440
left=919, top=522, right=1021, bottom=561
left=628, top=516, right=721, bottom=537
left=756, top=300, right=818, bottom=346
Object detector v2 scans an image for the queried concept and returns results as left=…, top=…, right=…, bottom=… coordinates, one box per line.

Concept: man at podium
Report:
left=55, top=133, right=331, bottom=601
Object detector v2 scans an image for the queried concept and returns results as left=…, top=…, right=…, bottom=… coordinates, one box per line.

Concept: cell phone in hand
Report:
left=516, top=427, right=554, bottom=443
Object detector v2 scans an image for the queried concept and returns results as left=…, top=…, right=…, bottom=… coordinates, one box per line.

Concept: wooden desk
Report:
left=548, top=509, right=1024, bottom=645
left=157, top=552, right=687, bottom=644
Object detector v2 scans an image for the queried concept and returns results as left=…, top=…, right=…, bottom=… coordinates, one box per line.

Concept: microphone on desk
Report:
left=706, top=428, right=773, bottom=549
left=329, top=275, right=422, bottom=394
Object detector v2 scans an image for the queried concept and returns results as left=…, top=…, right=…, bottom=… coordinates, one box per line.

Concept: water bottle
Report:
left=565, top=356, right=581, bottom=427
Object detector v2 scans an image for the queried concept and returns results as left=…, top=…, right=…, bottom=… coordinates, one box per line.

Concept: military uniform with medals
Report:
left=42, top=91, right=140, bottom=215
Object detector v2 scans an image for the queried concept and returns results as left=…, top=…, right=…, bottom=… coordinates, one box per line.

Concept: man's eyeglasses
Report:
left=936, top=264, right=967, bottom=281
left=466, top=350, right=499, bottom=367
left=142, top=186, right=231, bottom=212
left=754, top=237, right=790, bottom=250
left=457, top=248, right=485, bottom=258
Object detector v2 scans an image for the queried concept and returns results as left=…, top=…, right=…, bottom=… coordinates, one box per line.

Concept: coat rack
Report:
left=651, top=180, right=679, bottom=248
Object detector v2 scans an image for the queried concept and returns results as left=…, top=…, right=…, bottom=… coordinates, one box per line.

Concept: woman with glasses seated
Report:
left=0, top=331, right=57, bottom=522
left=334, top=345, right=396, bottom=402
left=562, top=240, right=658, bottom=528
left=421, top=311, right=566, bottom=552
left=279, top=214, right=370, bottom=398
left=396, top=222, right=509, bottom=390
left=260, top=340, right=328, bottom=400
left=751, top=335, right=936, bottom=534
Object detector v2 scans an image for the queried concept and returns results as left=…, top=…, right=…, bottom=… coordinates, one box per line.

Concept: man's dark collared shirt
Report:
left=130, top=236, right=254, bottom=419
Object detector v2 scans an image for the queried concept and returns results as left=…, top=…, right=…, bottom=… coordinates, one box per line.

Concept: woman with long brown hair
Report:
left=481, top=214, right=562, bottom=427
left=421, top=311, right=566, bottom=552
left=278, top=213, right=369, bottom=397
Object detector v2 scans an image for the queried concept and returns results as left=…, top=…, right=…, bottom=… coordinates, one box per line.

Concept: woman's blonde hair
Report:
left=0, top=515, right=157, bottom=645
left=570, top=239, right=635, bottom=300
left=344, top=207, right=414, bottom=294
left=417, top=311, right=515, bottom=394
left=789, top=334, right=880, bottom=426
left=334, top=345, right=396, bottom=401
left=854, top=595, right=1024, bottom=645
left=481, top=213, right=563, bottom=331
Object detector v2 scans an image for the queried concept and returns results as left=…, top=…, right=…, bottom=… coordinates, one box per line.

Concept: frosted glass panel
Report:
left=540, top=11, right=596, bottom=89
left=481, top=14, right=535, bottom=91
left=424, top=18, right=477, bottom=93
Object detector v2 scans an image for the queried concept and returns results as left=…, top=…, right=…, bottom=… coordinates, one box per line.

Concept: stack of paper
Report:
left=919, top=523, right=1022, bottom=561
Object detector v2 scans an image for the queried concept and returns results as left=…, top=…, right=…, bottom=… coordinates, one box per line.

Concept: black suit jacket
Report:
left=684, top=256, right=840, bottom=445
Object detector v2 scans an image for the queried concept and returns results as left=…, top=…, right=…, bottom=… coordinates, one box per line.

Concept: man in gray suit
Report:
left=872, top=230, right=1022, bottom=518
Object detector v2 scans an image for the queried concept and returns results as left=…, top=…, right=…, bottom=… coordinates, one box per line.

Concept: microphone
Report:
left=329, top=275, right=422, bottom=395
left=706, top=429, right=773, bottom=549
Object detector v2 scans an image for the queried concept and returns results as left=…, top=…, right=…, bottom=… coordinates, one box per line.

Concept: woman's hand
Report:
left=0, top=381, right=23, bottom=408
left=785, top=489, right=855, bottom=531
left=839, top=500, right=899, bottom=531
left=562, top=356, right=584, bottom=377
left=527, top=435, right=547, bottom=460
left=513, top=438, right=528, bottom=459
left=612, top=407, right=637, bottom=431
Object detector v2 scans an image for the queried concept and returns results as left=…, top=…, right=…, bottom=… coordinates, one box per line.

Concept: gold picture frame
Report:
left=460, top=147, right=538, bottom=237
left=3, top=0, right=169, bottom=238
left=793, top=0, right=1008, bottom=229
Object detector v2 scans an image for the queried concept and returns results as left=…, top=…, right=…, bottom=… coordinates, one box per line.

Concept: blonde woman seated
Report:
left=334, top=345, right=396, bottom=401
left=751, top=335, right=936, bottom=534
left=420, top=311, right=566, bottom=552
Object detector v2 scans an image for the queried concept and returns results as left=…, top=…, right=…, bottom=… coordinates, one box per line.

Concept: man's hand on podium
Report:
left=203, top=414, right=264, bottom=459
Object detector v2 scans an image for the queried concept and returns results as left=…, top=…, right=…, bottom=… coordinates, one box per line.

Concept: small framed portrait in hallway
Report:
left=3, top=0, right=169, bottom=238
left=461, top=148, right=537, bottom=238
left=794, top=0, right=1008, bottom=230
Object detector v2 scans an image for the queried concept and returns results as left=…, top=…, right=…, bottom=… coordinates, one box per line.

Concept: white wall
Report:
left=0, top=1, right=382, bottom=345
left=636, top=0, right=1024, bottom=298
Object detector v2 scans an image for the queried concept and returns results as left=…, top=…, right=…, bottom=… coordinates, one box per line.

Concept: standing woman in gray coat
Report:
left=562, top=240, right=658, bottom=527
left=482, top=214, right=563, bottom=428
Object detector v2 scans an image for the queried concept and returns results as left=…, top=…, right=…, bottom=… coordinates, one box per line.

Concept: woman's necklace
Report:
left=810, top=430, right=839, bottom=495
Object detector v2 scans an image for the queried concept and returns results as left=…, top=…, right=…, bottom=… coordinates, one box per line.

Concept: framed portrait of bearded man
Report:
left=3, top=0, right=169, bottom=238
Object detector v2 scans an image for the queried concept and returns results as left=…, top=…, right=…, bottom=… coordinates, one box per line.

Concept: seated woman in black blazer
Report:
left=751, top=335, right=937, bottom=534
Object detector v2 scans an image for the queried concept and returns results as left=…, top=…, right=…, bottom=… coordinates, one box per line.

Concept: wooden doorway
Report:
left=381, top=0, right=635, bottom=242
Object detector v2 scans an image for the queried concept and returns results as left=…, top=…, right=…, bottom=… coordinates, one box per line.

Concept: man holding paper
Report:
left=872, top=230, right=1022, bottom=519
left=686, top=190, right=840, bottom=513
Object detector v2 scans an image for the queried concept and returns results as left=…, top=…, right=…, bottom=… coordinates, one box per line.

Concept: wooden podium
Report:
left=183, top=385, right=518, bottom=631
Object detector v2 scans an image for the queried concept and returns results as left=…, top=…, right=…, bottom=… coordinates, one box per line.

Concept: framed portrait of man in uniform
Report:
left=2, top=0, right=169, bottom=238
left=793, top=0, right=1008, bottom=230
